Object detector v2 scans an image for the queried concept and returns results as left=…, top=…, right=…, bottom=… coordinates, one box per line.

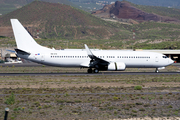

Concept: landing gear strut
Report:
left=87, top=68, right=93, bottom=73
left=155, top=68, right=159, bottom=73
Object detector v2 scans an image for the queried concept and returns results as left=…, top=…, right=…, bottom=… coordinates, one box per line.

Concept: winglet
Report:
left=84, top=44, right=109, bottom=64
left=85, top=44, right=93, bottom=55
left=84, top=44, right=94, bottom=59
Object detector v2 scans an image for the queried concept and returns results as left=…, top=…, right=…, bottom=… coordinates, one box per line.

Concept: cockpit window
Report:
left=162, top=56, right=168, bottom=58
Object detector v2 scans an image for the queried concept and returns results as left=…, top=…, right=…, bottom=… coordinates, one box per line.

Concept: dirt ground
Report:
left=0, top=66, right=180, bottom=119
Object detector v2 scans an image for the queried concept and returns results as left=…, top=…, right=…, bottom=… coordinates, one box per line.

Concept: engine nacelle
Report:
left=108, top=62, right=126, bottom=71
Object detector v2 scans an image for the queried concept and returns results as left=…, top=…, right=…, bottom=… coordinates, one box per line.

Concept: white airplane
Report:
left=10, top=19, right=174, bottom=73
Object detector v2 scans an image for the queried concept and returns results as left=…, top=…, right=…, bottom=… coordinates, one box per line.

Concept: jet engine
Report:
left=108, top=62, right=126, bottom=71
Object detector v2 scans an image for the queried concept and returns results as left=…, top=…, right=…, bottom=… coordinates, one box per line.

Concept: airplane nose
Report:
left=169, top=59, right=174, bottom=64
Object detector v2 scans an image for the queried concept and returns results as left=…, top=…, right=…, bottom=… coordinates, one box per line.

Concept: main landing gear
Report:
left=87, top=68, right=99, bottom=73
left=155, top=68, right=159, bottom=73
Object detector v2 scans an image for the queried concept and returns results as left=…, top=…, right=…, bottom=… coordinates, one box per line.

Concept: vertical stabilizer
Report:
left=10, top=19, right=49, bottom=52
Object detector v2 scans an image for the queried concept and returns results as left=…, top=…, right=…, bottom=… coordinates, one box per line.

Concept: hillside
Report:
left=0, top=0, right=76, bottom=15
left=69, top=0, right=180, bottom=7
left=69, top=0, right=180, bottom=13
left=92, top=1, right=180, bottom=23
left=1, top=0, right=180, bottom=16
left=130, top=2, right=180, bottom=21
left=1, top=1, right=180, bottom=49
left=127, top=0, right=180, bottom=8
left=0, top=1, right=128, bottom=41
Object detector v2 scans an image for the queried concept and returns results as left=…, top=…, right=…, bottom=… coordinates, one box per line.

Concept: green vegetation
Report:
left=0, top=66, right=179, bottom=119
left=0, top=1, right=128, bottom=41
left=127, top=0, right=180, bottom=7
left=5, top=92, right=15, bottom=105
left=134, top=86, right=142, bottom=90
left=0, top=4, right=17, bottom=15
left=0, top=0, right=77, bottom=15
left=131, top=3, right=180, bottom=20
left=1, top=1, right=180, bottom=49
left=0, top=36, right=6, bottom=38
left=4, top=20, right=180, bottom=49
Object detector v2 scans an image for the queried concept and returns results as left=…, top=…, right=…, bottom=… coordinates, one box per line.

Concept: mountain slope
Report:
left=0, top=0, right=76, bottom=15
left=1, top=1, right=180, bottom=49
left=130, top=2, right=180, bottom=21
left=127, top=0, right=180, bottom=8
left=0, top=1, right=128, bottom=40
left=92, top=1, right=180, bottom=23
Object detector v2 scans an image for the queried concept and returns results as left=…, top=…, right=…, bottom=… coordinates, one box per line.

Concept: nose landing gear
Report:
left=155, top=68, right=159, bottom=73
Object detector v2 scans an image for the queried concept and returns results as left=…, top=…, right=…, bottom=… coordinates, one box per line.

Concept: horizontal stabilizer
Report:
left=6, top=50, right=16, bottom=53
left=15, top=49, right=31, bottom=55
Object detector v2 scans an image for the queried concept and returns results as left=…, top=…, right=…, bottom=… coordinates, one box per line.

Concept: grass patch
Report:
left=134, top=86, right=142, bottom=90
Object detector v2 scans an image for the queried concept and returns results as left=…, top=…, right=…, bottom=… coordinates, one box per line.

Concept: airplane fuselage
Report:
left=10, top=19, right=174, bottom=73
left=17, top=49, right=172, bottom=69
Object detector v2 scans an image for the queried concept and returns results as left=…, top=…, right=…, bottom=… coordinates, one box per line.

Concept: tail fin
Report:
left=10, top=19, right=49, bottom=52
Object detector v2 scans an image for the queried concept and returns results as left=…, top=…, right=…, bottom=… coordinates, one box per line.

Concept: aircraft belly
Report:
left=43, top=59, right=84, bottom=67
left=125, top=60, right=153, bottom=68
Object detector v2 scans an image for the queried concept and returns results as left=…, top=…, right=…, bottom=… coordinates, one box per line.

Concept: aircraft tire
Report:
left=155, top=68, right=159, bottom=73
left=94, top=69, right=99, bottom=73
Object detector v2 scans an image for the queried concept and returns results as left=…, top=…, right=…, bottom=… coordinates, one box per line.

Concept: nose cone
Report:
left=169, top=59, right=174, bottom=64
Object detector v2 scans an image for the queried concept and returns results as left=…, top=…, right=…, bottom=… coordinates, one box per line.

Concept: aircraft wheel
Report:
left=87, top=69, right=93, bottom=73
left=155, top=68, right=159, bottom=73
left=94, top=69, right=99, bottom=73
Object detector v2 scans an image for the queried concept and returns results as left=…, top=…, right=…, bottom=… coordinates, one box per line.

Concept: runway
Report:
left=1, top=63, right=42, bottom=67
left=0, top=91, right=179, bottom=96
left=0, top=63, right=180, bottom=76
left=0, top=72, right=180, bottom=76
left=1, top=63, right=180, bottom=67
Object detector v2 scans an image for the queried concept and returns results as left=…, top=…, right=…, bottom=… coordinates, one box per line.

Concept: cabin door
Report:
left=155, top=56, right=159, bottom=62
left=41, top=55, right=45, bottom=61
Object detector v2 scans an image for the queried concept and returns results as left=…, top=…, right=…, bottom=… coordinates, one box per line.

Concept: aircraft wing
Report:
left=84, top=44, right=109, bottom=67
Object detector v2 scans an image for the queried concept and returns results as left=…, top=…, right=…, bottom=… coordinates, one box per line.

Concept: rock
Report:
left=92, top=1, right=179, bottom=23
